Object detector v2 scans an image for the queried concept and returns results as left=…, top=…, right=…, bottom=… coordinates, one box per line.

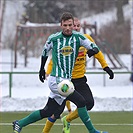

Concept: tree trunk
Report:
left=116, top=0, right=124, bottom=25
left=0, top=0, right=6, bottom=48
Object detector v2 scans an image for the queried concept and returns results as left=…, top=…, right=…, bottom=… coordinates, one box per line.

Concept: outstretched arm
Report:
left=84, top=34, right=114, bottom=79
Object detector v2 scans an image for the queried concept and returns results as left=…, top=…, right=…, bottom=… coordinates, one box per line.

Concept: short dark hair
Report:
left=60, top=12, right=74, bottom=22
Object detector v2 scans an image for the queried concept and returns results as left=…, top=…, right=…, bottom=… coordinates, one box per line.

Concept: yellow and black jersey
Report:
left=71, top=46, right=86, bottom=79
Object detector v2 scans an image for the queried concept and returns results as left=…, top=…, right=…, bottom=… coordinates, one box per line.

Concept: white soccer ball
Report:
left=57, top=80, right=75, bottom=97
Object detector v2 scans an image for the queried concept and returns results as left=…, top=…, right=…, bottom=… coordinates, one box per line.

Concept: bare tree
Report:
left=116, top=0, right=124, bottom=25
left=0, top=0, right=6, bottom=48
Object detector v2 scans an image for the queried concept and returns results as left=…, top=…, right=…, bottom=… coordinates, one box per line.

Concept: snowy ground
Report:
left=0, top=50, right=132, bottom=112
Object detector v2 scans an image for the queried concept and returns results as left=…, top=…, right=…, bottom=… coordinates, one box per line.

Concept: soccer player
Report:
left=41, top=18, right=114, bottom=133
left=12, top=12, right=112, bottom=133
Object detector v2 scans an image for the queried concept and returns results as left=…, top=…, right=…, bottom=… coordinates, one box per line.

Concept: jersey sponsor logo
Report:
left=78, top=48, right=85, bottom=57
left=59, top=46, right=73, bottom=56
left=78, top=51, right=84, bottom=57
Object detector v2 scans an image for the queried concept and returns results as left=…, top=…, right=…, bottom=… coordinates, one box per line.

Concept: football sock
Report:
left=66, top=108, right=78, bottom=122
left=42, top=117, right=56, bottom=133
left=77, top=106, right=96, bottom=133
left=66, top=100, right=71, bottom=112
left=18, top=110, right=42, bottom=128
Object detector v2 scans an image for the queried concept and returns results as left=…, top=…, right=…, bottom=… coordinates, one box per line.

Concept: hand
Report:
left=39, top=69, right=46, bottom=83
left=103, top=67, right=114, bottom=79
left=87, top=47, right=99, bottom=58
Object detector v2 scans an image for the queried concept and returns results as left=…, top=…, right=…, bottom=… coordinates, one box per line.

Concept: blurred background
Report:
left=0, top=0, right=131, bottom=55
left=0, top=0, right=132, bottom=111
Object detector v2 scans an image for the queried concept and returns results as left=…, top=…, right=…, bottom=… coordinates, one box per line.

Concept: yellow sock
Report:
left=66, top=100, right=71, bottom=112
left=42, top=119, right=54, bottom=133
left=66, top=108, right=79, bottom=122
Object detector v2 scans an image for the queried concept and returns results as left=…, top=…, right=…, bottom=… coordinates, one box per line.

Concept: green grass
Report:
left=0, top=111, right=133, bottom=133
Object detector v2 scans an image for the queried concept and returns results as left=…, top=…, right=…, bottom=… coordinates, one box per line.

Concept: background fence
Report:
left=0, top=71, right=132, bottom=97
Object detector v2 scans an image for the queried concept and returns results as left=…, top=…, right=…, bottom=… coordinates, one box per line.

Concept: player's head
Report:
left=73, top=17, right=81, bottom=32
left=60, top=12, right=74, bottom=36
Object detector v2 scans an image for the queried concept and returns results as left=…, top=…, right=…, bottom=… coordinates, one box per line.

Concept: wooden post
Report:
left=14, top=25, right=19, bottom=68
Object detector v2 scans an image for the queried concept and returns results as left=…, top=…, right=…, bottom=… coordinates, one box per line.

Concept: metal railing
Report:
left=0, top=71, right=132, bottom=97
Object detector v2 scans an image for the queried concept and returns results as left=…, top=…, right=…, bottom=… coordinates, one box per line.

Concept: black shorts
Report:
left=71, top=76, right=94, bottom=110
left=40, top=97, right=66, bottom=119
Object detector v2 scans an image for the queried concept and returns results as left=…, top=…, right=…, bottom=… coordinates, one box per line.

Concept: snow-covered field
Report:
left=0, top=50, right=132, bottom=112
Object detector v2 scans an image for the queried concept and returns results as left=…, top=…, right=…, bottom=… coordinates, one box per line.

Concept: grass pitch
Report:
left=0, top=111, right=133, bottom=133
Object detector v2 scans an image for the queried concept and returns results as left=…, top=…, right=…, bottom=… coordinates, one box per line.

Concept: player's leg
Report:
left=13, top=110, right=43, bottom=133
left=65, top=76, right=94, bottom=123
left=41, top=76, right=69, bottom=133
left=42, top=115, right=56, bottom=133
left=66, top=100, right=72, bottom=113
left=66, top=90, right=97, bottom=133
left=74, top=76, right=94, bottom=110
left=62, top=77, right=108, bottom=133
left=12, top=98, right=61, bottom=133
left=42, top=100, right=66, bottom=133
left=62, top=101, right=108, bottom=133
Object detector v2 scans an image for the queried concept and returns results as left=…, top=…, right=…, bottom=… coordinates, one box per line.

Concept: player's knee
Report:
left=40, top=106, right=53, bottom=118
left=54, top=113, right=61, bottom=119
left=77, top=98, right=86, bottom=108
left=86, top=99, right=94, bottom=110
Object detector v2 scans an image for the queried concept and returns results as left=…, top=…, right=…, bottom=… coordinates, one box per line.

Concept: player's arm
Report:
left=95, top=51, right=114, bottom=79
left=94, top=51, right=108, bottom=68
left=39, top=36, right=53, bottom=83
left=84, top=34, right=106, bottom=67
left=85, top=34, right=108, bottom=68
left=46, top=59, right=53, bottom=76
left=84, top=34, right=95, bottom=42
left=85, top=34, right=114, bottom=79
left=39, top=55, right=48, bottom=83
left=84, top=34, right=99, bottom=57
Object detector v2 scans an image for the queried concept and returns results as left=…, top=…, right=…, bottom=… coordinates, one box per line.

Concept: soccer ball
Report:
left=57, top=80, right=75, bottom=97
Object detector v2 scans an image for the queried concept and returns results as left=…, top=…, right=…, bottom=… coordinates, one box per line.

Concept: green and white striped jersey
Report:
left=42, top=31, right=97, bottom=79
